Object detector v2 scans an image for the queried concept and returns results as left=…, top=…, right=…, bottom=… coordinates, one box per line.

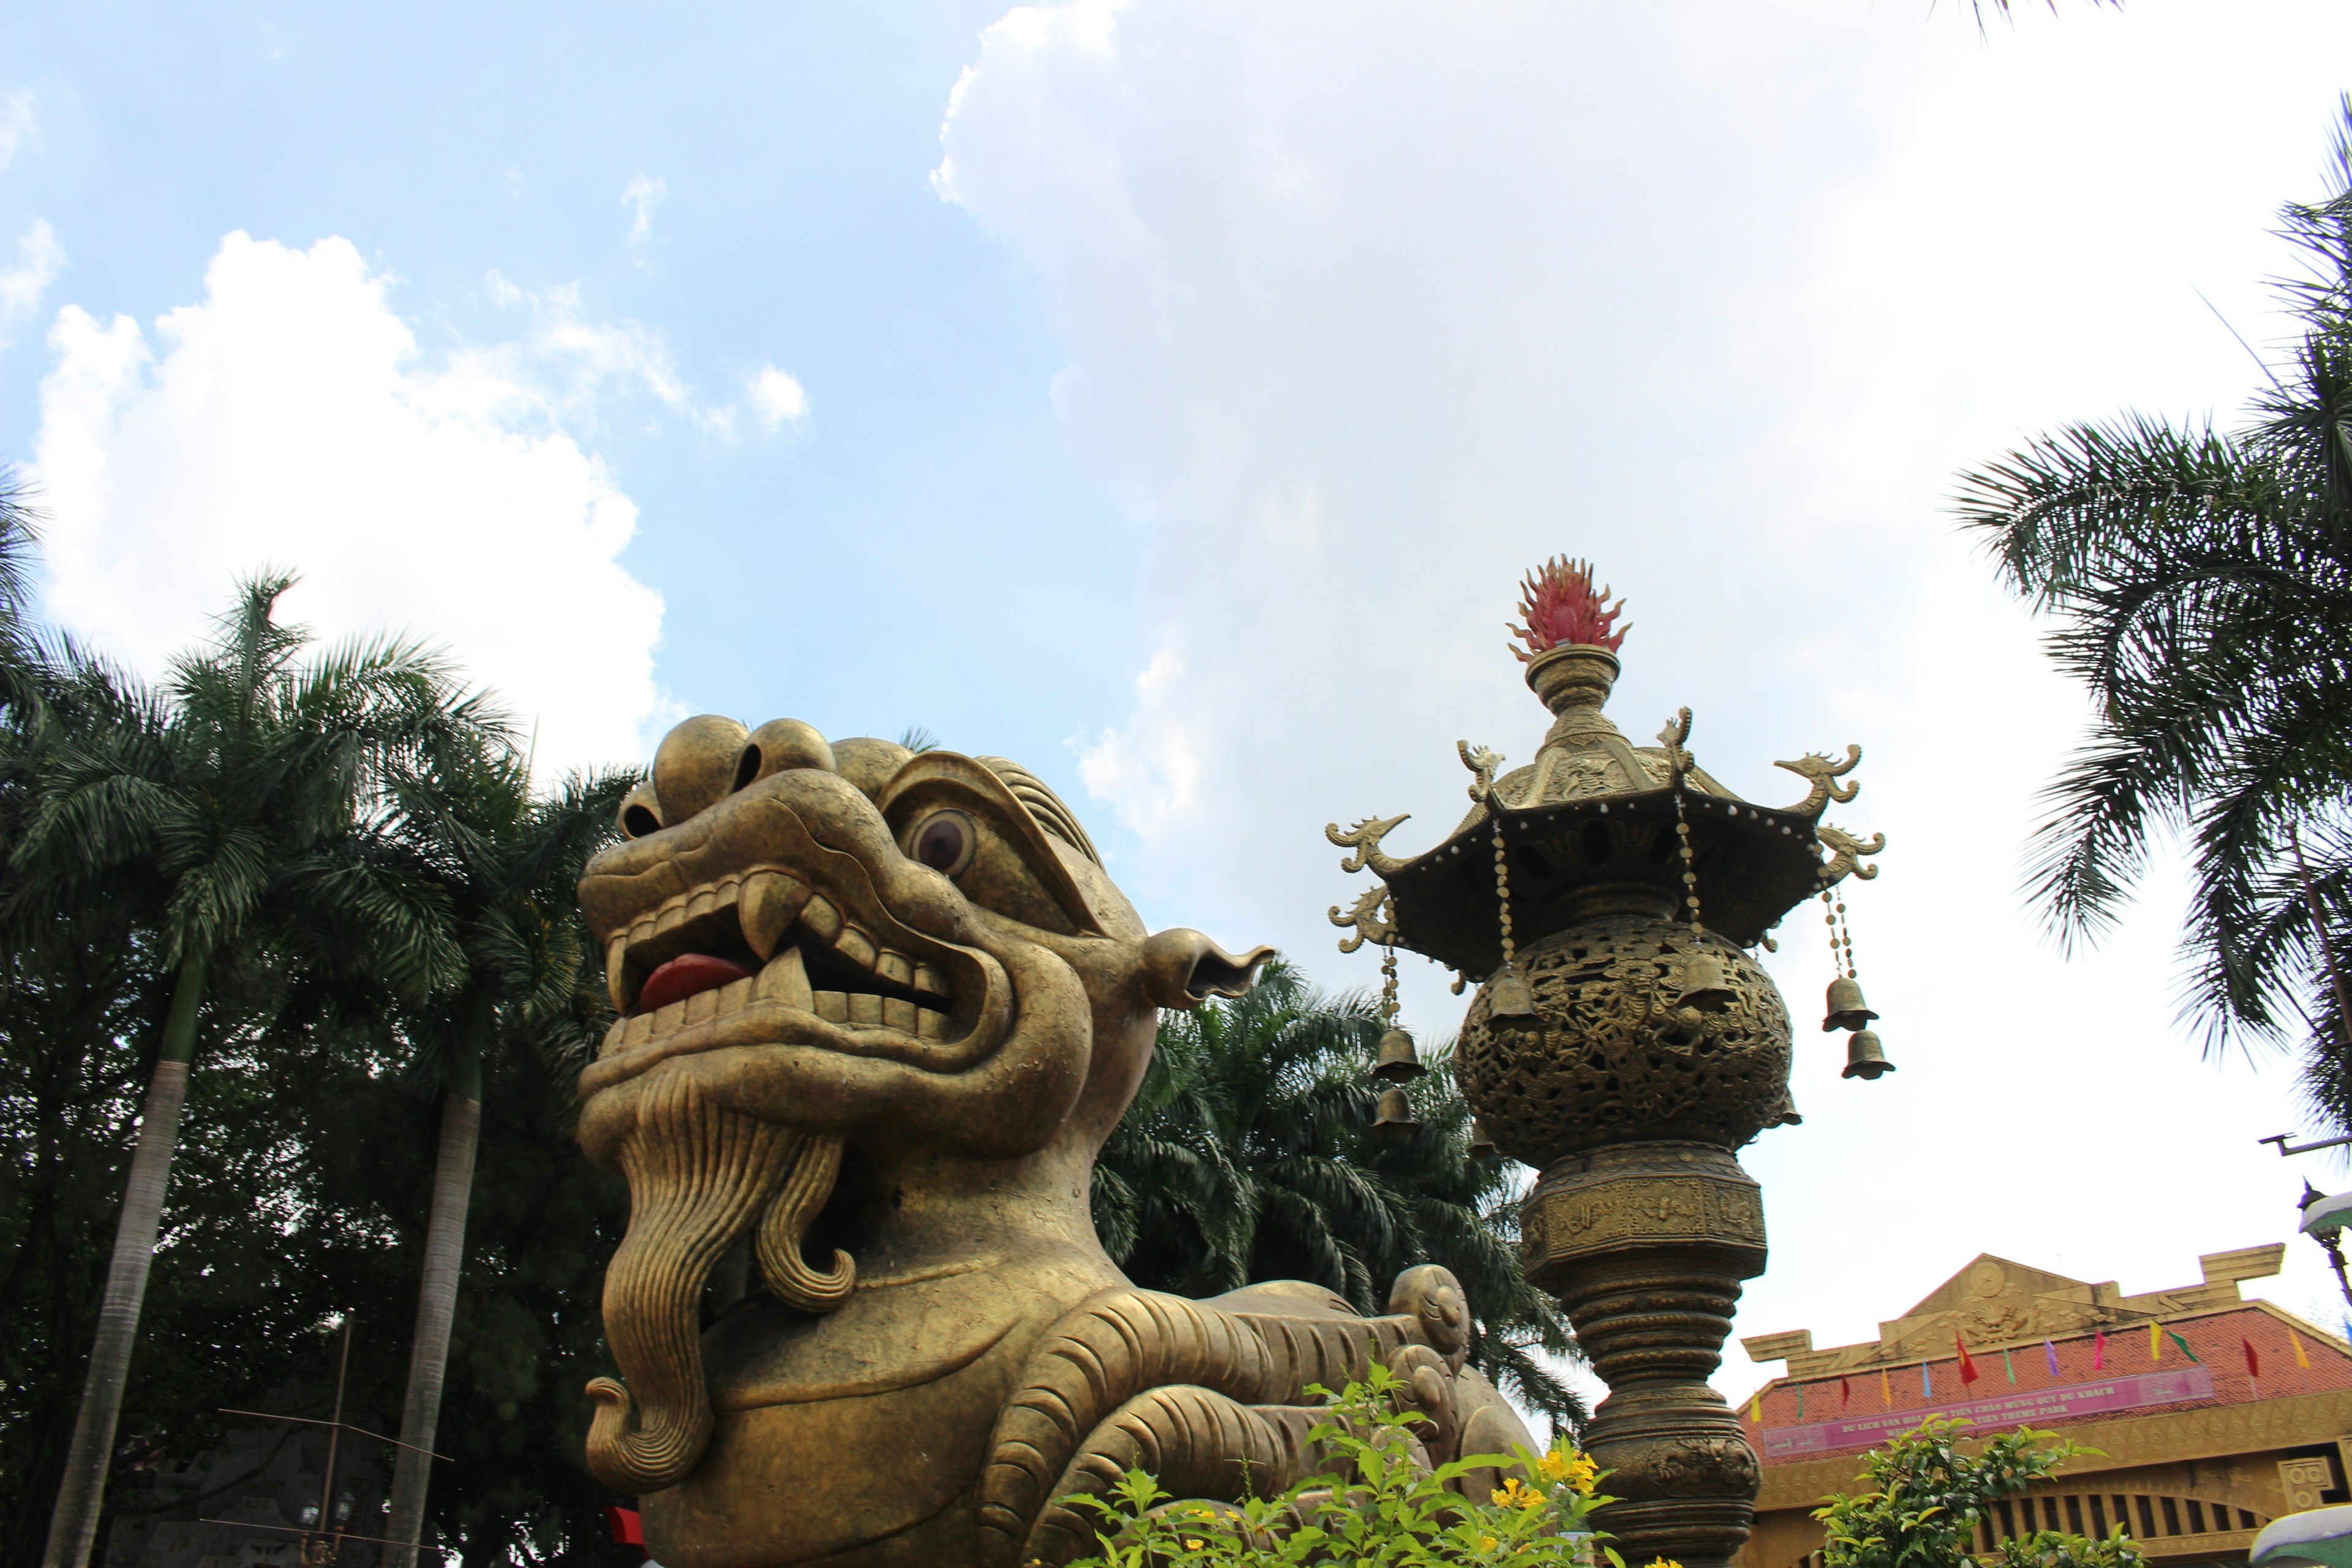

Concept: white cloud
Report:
left=747, top=364, right=808, bottom=432
left=940, top=0, right=2352, bottom=1411
left=0, top=91, right=39, bottom=170
left=32, top=231, right=668, bottom=772
left=1077, top=644, right=1200, bottom=837
left=624, top=175, right=666, bottom=247
left=473, top=269, right=703, bottom=427
left=0, top=219, right=64, bottom=344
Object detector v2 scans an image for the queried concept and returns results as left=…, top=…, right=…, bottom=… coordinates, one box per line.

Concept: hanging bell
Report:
left=1468, top=1118, right=1498, bottom=1157
left=1671, top=947, right=1736, bottom=1014
left=1840, top=1028, right=1894, bottom=1080
left=1822, top=974, right=1879, bottom=1033
left=1372, top=1025, right=1427, bottom=1081
left=1487, top=963, right=1537, bottom=1020
left=1372, top=1085, right=1420, bottom=1138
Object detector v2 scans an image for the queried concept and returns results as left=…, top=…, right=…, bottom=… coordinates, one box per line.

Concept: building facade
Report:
left=1737, top=1246, right=2352, bottom=1568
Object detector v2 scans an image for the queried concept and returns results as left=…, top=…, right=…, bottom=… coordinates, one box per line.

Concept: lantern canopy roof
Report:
left=1327, top=560, right=1883, bottom=979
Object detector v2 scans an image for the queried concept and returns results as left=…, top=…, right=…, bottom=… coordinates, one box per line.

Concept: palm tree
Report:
left=1095, top=961, right=1584, bottom=1427
left=369, top=733, right=633, bottom=1568
left=20, top=575, right=489, bottom=1568
left=1954, top=97, right=2352, bottom=1116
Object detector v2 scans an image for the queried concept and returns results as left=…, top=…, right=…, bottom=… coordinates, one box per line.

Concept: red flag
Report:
left=2244, top=1337, right=2262, bottom=1381
left=605, top=1508, right=643, bottom=1547
left=1841, top=1376, right=1852, bottom=1409
left=2094, top=1330, right=2106, bottom=1370
left=1956, top=1332, right=1980, bottom=1385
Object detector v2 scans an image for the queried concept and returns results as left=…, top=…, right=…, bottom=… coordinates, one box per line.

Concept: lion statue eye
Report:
left=910, top=809, right=977, bottom=876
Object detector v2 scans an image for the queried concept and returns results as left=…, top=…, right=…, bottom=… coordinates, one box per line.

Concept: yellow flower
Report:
left=1647, top=1558, right=1686, bottom=1568
left=1184, top=1543, right=1203, bottom=1553
left=1491, top=1477, right=1545, bottom=1512
left=1480, top=1536, right=1500, bottom=1554
left=1536, top=1444, right=1601, bottom=1495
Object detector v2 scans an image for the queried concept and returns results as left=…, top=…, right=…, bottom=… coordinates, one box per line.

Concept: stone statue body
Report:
left=575, top=718, right=1534, bottom=1568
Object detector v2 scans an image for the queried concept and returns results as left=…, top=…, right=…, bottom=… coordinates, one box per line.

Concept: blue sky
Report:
left=12, top=0, right=2352, bottom=1410
left=0, top=0, right=1148, bottom=765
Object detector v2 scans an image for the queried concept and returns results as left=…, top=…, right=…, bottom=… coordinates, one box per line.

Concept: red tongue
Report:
left=636, top=953, right=755, bottom=1015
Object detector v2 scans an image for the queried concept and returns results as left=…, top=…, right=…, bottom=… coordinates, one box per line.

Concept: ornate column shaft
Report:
left=1524, top=1142, right=1765, bottom=1568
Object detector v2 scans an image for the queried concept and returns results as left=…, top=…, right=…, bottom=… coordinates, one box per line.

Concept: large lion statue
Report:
left=574, top=715, right=1537, bottom=1568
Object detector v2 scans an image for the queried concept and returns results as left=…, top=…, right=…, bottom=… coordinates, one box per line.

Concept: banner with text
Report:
left=1761, top=1367, right=2215, bottom=1458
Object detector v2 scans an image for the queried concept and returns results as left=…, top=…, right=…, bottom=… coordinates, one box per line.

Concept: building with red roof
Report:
left=1736, top=1246, right=2352, bottom=1568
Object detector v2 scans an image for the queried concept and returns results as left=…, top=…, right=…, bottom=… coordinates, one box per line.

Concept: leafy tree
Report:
left=15, top=575, right=492, bottom=1568
left=1956, top=97, right=2352, bottom=1119
left=1094, top=962, right=1583, bottom=1429
left=1813, top=1419, right=2144, bottom=1568
left=369, top=731, right=635, bottom=1567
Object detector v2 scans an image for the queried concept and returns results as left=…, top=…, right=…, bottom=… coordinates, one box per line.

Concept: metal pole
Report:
left=311, top=1321, right=352, bottom=1567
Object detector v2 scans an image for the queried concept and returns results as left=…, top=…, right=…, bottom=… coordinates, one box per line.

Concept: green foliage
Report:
left=1956, top=96, right=2352, bottom=1109
left=1091, top=960, right=1583, bottom=1428
left=0, top=561, right=637, bottom=1568
left=1068, top=1367, right=1619, bottom=1568
left=1812, top=1419, right=2144, bottom=1568
left=1994, top=1531, right=2146, bottom=1568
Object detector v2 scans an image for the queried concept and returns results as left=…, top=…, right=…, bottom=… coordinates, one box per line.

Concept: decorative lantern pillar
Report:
left=1325, top=559, right=1886, bottom=1568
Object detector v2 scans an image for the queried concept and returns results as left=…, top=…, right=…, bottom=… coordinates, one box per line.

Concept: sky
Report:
left=7, top=0, right=2352, bottom=1416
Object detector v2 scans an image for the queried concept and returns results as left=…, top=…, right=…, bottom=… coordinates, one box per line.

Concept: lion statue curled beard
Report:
left=575, top=714, right=1537, bottom=1568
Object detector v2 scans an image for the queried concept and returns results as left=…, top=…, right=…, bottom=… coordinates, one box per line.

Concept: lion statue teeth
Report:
left=575, top=715, right=1538, bottom=1568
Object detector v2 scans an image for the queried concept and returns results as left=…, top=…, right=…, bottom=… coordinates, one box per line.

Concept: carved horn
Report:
left=1140, top=930, right=1277, bottom=1010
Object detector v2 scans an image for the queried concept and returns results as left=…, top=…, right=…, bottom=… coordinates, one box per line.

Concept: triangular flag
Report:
left=2094, top=1329, right=2106, bottom=1370
left=2168, top=1329, right=2201, bottom=1363
left=1921, top=1360, right=1933, bottom=1399
left=2293, top=1330, right=2313, bottom=1370
left=1796, top=1382, right=1806, bottom=1420
left=1749, top=1389, right=1763, bottom=1423
left=1956, top=1332, right=1981, bottom=1386
left=2244, top=1336, right=2262, bottom=1381
left=2045, top=1338, right=2061, bottom=1377
left=1880, top=1368, right=1892, bottom=1408
left=2150, top=1322, right=2163, bottom=1362
left=1841, top=1376, right=1852, bottom=1409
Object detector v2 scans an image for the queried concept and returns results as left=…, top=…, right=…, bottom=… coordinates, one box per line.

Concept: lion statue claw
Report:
left=576, top=715, right=1536, bottom=1568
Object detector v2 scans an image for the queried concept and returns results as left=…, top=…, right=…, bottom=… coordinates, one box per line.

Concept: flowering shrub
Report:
left=1065, top=1366, right=1627, bottom=1568
left=1507, top=556, right=1628, bottom=660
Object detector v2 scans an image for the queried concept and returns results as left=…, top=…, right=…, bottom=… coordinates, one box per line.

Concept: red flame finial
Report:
left=1507, top=556, right=1629, bottom=662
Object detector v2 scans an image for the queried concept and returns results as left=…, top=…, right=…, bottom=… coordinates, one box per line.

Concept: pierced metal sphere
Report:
left=1454, top=913, right=1792, bottom=1166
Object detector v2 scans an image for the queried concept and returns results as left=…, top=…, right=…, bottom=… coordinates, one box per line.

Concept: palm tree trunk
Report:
left=384, top=995, right=489, bottom=1568
left=42, top=956, right=206, bottom=1568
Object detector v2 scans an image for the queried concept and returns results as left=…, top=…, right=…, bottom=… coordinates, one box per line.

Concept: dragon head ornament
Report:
left=576, top=716, right=1532, bottom=1568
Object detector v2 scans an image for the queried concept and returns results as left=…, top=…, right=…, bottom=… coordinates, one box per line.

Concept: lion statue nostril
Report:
left=736, top=718, right=837, bottom=793
left=616, top=780, right=665, bottom=839
left=654, top=715, right=752, bottom=824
